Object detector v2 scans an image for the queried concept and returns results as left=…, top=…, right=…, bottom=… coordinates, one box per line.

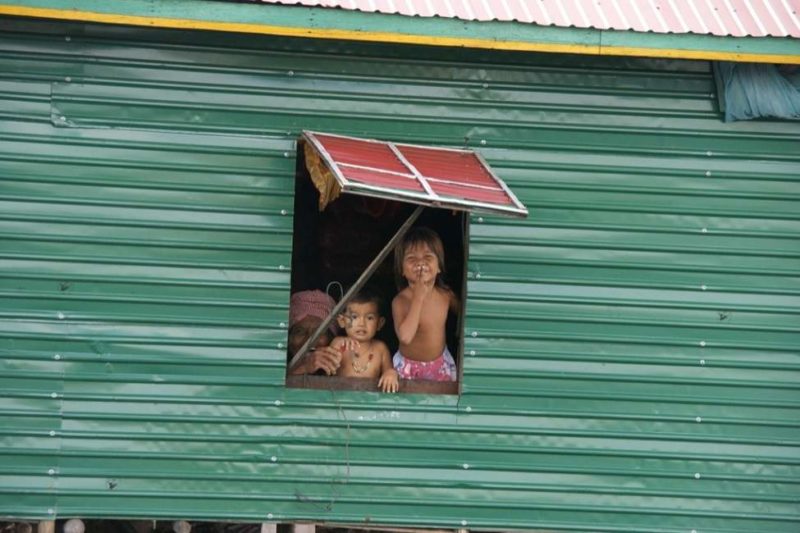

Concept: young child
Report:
left=330, top=289, right=399, bottom=393
left=392, top=227, right=458, bottom=382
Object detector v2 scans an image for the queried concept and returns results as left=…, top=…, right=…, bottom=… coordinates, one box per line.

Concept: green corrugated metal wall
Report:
left=1, top=16, right=799, bottom=532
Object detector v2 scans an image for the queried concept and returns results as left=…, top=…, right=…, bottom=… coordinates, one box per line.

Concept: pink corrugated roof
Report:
left=256, top=0, right=800, bottom=38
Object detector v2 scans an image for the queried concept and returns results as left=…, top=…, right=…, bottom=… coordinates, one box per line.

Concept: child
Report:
left=330, top=289, right=399, bottom=393
left=392, top=227, right=458, bottom=382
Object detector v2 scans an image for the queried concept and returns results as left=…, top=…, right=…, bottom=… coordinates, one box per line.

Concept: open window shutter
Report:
left=302, top=131, right=528, bottom=218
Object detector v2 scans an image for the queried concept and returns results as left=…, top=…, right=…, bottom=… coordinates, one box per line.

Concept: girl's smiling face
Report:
left=402, top=242, right=441, bottom=284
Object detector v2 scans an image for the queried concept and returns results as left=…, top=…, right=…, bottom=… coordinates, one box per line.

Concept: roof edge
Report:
left=1, top=0, right=799, bottom=64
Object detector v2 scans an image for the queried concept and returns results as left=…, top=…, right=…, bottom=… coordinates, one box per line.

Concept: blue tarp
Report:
left=714, top=62, right=800, bottom=122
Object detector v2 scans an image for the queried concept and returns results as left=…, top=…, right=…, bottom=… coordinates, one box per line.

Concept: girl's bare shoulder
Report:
left=393, top=287, right=413, bottom=304
left=434, top=286, right=455, bottom=300
left=437, top=286, right=459, bottom=310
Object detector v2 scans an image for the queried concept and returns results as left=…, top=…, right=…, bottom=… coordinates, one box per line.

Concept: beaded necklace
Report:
left=351, top=341, right=375, bottom=374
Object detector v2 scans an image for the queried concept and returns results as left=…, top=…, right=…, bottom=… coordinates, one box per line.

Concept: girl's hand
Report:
left=378, top=369, right=399, bottom=393
left=412, top=265, right=434, bottom=300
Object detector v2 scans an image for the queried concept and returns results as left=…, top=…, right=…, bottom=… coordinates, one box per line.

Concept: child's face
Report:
left=402, top=242, right=441, bottom=284
left=337, top=301, right=384, bottom=342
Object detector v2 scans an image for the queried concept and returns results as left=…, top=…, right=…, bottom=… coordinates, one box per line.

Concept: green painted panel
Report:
left=0, top=15, right=799, bottom=532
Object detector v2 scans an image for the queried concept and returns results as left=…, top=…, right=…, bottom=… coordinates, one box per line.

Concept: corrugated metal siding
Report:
left=1, top=16, right=799, bottom=532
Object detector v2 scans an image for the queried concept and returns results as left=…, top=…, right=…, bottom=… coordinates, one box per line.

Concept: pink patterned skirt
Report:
left=393, top=347, right=457, bottom=382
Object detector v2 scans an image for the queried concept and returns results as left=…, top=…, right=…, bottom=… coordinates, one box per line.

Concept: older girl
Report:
left=391, top=227, right=458, bottom=382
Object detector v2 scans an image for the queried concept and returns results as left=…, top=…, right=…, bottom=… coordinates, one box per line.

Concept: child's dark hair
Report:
left=394, top=226, right=447, bottom=289
left=347, top=287, right=384, bottom=315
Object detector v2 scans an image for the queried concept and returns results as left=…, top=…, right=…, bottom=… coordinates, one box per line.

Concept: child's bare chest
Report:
left=418, top=292, right=450, bottom=328
left=339, top=343, right=381, bottom=377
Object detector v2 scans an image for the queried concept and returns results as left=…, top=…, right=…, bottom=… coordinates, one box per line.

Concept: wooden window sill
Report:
left=286, top=374, right=458, bottom=395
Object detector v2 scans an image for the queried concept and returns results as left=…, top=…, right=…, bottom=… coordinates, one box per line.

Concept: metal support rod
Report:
left=288, top=204, right=424, bottom=371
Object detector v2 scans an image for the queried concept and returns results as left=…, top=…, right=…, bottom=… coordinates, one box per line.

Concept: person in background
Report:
left=287, top=290, right=343, bottom=376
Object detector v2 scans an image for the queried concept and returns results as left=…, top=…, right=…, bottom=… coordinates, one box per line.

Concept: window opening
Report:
left=287, top=204, right=424, bottom=371
left=286, top=131, right=526, bottom=394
